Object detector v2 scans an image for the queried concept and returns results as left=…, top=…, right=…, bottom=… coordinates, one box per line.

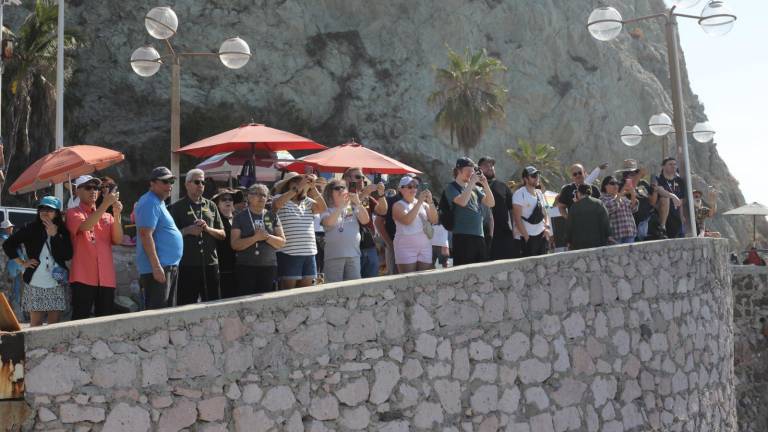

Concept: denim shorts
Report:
left=276, top=252, right=317, bottom=280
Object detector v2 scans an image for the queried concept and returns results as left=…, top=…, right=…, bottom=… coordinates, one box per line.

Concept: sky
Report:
left=672, top=0, right=766, bottom=204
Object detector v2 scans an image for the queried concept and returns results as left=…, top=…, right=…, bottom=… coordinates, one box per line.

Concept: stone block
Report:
left=158, top=399, right=197, bottom=432
left=499, top=386, right=521, bottom=413
left=336, top=378, right=369, bottom=406
left=278, top=308, right=309, bottom=333
left=345, top=311, right=378, bottom=343
left=553, top=406, right=581, bottom=432
left=60, top=403, right=105, bottom=423
left=453, top=347, right=470, bottom=380
left=242, top=383, right=264, bottom=404
left=233, top=406, right=274, bottom=432
left=220, top=316, right=246, bottom=342
left=175, top=342, right=214, bottom=378
left=552, top=378, right=587, bottom=407
left=139, top=330, right=169, bottom=352
left=197, top=397, right=226, bottom=422
left=370, top=361, right=400, bottom=404
left=38, top=407, right=56, bottom=422
left=563, top=313, right=585, bottom=339
left=411, top=304, right=435, bottom=331
left=591, top=376, right=617, bottom=407
left=310, top=395, right=339, bottom=420
left=402, top=358, right=424, bottom=379
left=433, top=379, right=461, bottom=414
left=262, top=386, right=296, bottom=411
left=102, top=403, right=150, bottom=432
left=524, top=386, right=549, bottom=410
left=415, top=333, right=438, bottom=358
left=518, top=358, right=553, bottom=384
left=472, top=363, right=498, bottom=382
left=26, top=354, right=91, bottom=396
left=502, top=333, right=530, bottom=362
left=530, top=290, right=550, bottom=312
left=341, top=406, right=371, bottom=430
left=414, top=401, right=444, bottom=429
left=224, top=342, right=254, bottom=374
left=530, top=412, right=555, bottom=432
left=288, top=324, right=329, bottom=355
left=482, top=293, right=506, bottom=323
left=385, top=305, right=406, bottom=339
left=470, top=385, right=498, bottom=414
left=90, top=341, right=113, bottom=360
left=141, top=355, right=168, bottom=387
left=436, top=302, right=480, bottom=328
left=93, top=357, right=138, bottom=389
left=469, top=340, right=494, bottom=361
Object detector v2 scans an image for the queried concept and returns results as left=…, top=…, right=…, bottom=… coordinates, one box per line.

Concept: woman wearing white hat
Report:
left=2, top=196, right=72, bottom=326
left=392, top=176, right=439, bottom=273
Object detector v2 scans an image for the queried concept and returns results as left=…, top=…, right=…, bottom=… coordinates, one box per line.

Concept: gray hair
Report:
left=185, top=168, right=205, bottom=181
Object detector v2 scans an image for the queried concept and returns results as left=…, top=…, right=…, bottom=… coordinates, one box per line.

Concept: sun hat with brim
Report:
left=38, top=196, right=62, bottom=211
left=212, top=188, right=236, bottom=202
left=273, top=172, right=301, bottom=194
left=615, top=159, right=640, bottom=175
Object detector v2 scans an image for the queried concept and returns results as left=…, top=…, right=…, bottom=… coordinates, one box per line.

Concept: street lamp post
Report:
left=587, top=0, right=736, bottom=237
left=130, top=6, right=250, bottom=201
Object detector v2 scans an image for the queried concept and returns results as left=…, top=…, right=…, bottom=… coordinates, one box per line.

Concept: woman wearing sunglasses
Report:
left=392, top=176, right=438, bottom=273
left=213, top=189, right=238, bottom=298
left=231, top=184, right=286, bottom=295
left=3, top=196, right=72, bottom=326
left=319, top=179, right=370, bottom=283
left=600, top=176, right=638, bottom=244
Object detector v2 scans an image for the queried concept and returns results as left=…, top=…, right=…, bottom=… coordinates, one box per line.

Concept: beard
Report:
left=484, top=172, right=495, bottom=180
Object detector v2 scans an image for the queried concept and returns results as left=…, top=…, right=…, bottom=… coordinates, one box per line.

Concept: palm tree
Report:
left=2, top=0, right=79, bottom=200
left=506, top=138, right=564, bottom=189
left=428, top=48, right=507, bottom=152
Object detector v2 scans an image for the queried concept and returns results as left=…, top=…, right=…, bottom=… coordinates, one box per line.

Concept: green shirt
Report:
left=445, top=181, right=486, bottom=237
left=168, top=197, right=224, bottom=267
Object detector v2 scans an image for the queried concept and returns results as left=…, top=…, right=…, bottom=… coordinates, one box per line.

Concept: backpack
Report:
left=438, top=182, right=463, bottom=231
left=384, top=193, right=402, bottom=239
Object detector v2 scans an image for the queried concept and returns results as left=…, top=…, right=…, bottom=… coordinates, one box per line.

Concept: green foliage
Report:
left=506, top=138, right=564, bottom=189
left=2, top=0, right=80, bottom=198
left=428, top=47, right=507, bottom=152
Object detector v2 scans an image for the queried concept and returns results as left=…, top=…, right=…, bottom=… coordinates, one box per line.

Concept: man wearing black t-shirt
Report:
left=557, top=163, right=601, bottom=217
left=478, top=156, right=517, bottom=259
left=652, top=157, right=687, bottom=238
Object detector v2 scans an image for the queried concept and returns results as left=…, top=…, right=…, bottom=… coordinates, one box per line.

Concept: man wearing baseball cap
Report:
left=444, top=157, right=495, bottom=265
left=135, top=167, right=184, bottom=309
left=512, top=166, right=551, bottom=257
left=66, top=175, right=124, bottom=319
left=478, top=156, right=516, bottom=259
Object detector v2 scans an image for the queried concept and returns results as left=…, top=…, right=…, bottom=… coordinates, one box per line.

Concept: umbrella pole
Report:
left=754, top=215, right=757, bottom=246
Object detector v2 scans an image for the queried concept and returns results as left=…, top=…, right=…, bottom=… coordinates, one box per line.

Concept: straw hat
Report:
left=273, top=172, right=301, bottom=194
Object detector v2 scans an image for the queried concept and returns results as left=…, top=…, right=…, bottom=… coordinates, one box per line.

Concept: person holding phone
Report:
left=342, top=167, right=387, bottom=278
left=392, top=176, right=439, bottom=273
left=600, top=175, right=638, bottom=244
left=66, top=175, right=124, bottom=319
left=445, top=157, right=495, bottom=265
left=320, top=179, right=370, bottom=282
left=231, top=184, right=286, bottom=294
left=96, top=176, right=119, bottom=215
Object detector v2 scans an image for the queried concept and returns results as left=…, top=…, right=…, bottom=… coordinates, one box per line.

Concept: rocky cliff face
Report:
left=16, top=0, right=764, bottom=244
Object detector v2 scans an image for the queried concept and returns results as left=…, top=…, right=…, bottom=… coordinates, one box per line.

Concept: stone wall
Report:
left=18, top=238, right=735, bottom=431
left=732, top=266, right=768, bottom=432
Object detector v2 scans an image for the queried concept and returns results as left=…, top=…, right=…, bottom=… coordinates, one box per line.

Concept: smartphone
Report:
left=625, top=179, right=635, bottom=189
left=348, top=182, right=358, bottom=194
left=419, top=182, right=430, bottom=192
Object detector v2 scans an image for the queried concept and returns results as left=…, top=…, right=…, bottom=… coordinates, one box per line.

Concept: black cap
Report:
left=455, top=157, right=476, bottom=169
left=661, top=157, right=677, bottom=166
left=150, top=166, right=174, bottom=181
left=521, top=166, right=539, bottom=178
left=477, top=156, right=495, bottom=166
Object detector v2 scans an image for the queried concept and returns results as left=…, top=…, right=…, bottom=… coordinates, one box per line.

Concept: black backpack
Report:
left=438, top=182, right=463, bottom=231
left=384, top=193, right=402, bottom=239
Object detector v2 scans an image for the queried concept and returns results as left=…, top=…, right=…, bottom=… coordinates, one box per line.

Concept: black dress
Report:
left=217, top=215, right=238, bottom=298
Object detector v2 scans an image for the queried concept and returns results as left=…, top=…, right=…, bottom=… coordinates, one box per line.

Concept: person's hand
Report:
left=522, top=232, right=530, bottom=242
left=362, top=183, right=377, bottom=197
left=22, top=259, right=40, bottom=269
left=419, top=190, right=432, bottom=203
left=469, top=173, right=481, bottom=185
left=42, top=218, right=58, bottom=236
left=671, top=195, right=682, bottom=208
left=350, top=193, right=361, bottom=207
left=441, top=246, right=450, bottom=257
left=300, top=175, right=317, bottom=193
left=113, top=200, right=124, bottom=214
left=708, top=189, right=717, bottom=201
left=376, top=182, right=386, bottom=196
left=254, top=228, right=269, bottom=242
left=543, top=229, right=552, bottom=240
left=152, top=266, right=166, bottom=283
left=101, top=190, right=119, bottom=206
left=599, top=162, right=609, bottom=170
left=186, top=224, right=204, bottom=236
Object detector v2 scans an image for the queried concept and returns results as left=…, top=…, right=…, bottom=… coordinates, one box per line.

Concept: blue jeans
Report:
left=619, top=236, right=635, bottom=244
left=360, top=247, right=379, bottom=278
left=637, top=217, right=650, bottom=241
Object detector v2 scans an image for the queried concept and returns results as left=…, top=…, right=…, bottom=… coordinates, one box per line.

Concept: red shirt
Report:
left=66, top=204, right=117, bottom=288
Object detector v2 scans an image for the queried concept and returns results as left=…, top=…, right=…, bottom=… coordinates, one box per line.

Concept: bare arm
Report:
left=355, top=205, right=370, bottom=225
left=138, top=228, right=162, bottom=272
left=393, top=200, right=425, bottom=226
left=230, top=228, right=258, bottom=251
left=111, top=208, right=124, bottom=245
left=373, top=196, right=387, bottom=216
left=513, top=204, right=528, bottom=240
left=78, top=196, right=115, bottom=232
left=375, top=215, right=392, bottom=244
left=308, top=188, right=327, bottom=214
left=273, top=189, right=297, bottom=210
left=480, top=181, right=495, bottom=208
left=322, top=206, right=345, bottom=228
left=204, top=226, right=226, bottom=241
left=265, top=225, right=286, bottom=249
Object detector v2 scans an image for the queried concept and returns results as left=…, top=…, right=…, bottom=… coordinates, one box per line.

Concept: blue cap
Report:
left=38, top=196, right=61, bottom=211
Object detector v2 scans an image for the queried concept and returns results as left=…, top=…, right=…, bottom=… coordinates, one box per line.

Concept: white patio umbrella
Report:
left=723, top=202, right=768, bottom=245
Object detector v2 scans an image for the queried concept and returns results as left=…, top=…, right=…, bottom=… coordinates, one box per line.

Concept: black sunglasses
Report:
left=332, top=186, right=347, bottom=191
left=158, top=178, right=175, bottom=185
left=189, top=180, right=204, bottom=185
left=607, top=181, right=618, bottom=186
left=572, top=171, right=583, bottom=177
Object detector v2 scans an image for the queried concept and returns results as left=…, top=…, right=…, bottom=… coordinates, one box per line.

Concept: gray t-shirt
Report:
left=445, top=181, right=486, bottom=237
left=231, top=209, right=281, bottom=267
left=321, top=206, right=362, bottom=259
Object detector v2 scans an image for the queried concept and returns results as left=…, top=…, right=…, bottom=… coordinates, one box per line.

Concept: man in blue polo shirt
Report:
left=135, top=166, right=183, bottom=309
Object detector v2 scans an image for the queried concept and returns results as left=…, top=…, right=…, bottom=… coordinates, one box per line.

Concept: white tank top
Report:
left=394, top=199, right=428, bottom=237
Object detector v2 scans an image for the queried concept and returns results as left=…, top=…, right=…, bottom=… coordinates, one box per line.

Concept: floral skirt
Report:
left=23, top=282, right=66, bottom=312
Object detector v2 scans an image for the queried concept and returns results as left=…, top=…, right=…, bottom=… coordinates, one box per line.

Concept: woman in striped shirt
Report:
left=272, top=173, right=327, bottom=289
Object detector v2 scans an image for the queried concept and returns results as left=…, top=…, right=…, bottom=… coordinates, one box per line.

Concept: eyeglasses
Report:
left=157, top=178, right=175, bottom=185
left=79, top=185, right=98, bottom=191
left=100, top=184, right=115, bottom=189
left=189, top=180, right=204, bottom=185
left=607, top=181, right=618, bottom=186
left=219, top=197, right=234, bottom=202
left=332, top=186, right=347, bottom=191
left=352, top=175, right=364, bottom=180
left=572, top=171, right=583, bottom=177
left=401, top=184, right=418, bottom=189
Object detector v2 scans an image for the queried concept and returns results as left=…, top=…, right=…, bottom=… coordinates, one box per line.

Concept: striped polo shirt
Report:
left=276, top=197, right=317, bottom=256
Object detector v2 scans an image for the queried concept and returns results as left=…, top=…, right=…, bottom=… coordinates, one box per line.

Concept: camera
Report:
left=107, top=184, right=117, bottom=193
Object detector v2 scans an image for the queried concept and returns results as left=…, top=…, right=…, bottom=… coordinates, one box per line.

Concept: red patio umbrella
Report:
left=285, top=141, right=422, bottom=175
left=175, top=123, right=326, bottom=158
left=9, top=145, right=125, bottom=194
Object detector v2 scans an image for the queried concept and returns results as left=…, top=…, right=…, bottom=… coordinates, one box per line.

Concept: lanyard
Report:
left=248, top=209, right=265, bottom=255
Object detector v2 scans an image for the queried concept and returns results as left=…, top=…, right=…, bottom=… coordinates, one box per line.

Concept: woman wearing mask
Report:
left=272, top=173, right=326, bottom=289
left=392, top=176, right=438, bottom=273
left=231, top=184, right=286, bottom=295
left=601, top=176, right=638, bottom=244
left=213, top=189, right=238, bottom=298
left=2, top=196, right=72, bottom=326
left=320, top=179, right=370, bottom=282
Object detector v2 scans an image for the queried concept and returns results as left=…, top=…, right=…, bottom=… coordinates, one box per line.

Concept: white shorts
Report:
left=394, top=234, right=432, bottom=265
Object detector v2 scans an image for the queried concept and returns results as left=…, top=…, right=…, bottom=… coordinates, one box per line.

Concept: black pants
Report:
left=71, top=282, right=115, bottom=320
left=452, top=234, right=487, bottom=266
left=219, top=270, right=238, bottom=299
left=177, top=265, right=220, bottom=306
left=236, top=265, right=277, bottom=296
left=519, top=232, right=548, bottom=257
left=140, top=265, right=179, bottom=310
left=490, top=231, right=518, bottom=260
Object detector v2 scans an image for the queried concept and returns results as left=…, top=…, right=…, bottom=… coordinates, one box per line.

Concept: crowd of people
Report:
left=2, top=154, right=724, bottom=326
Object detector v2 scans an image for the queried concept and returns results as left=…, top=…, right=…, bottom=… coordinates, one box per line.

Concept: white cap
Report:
left=399, top=176, right=417, bottom=187
left=73, top=175, right=101, bottom=188
left=0, top=220, right=14, bottom=229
